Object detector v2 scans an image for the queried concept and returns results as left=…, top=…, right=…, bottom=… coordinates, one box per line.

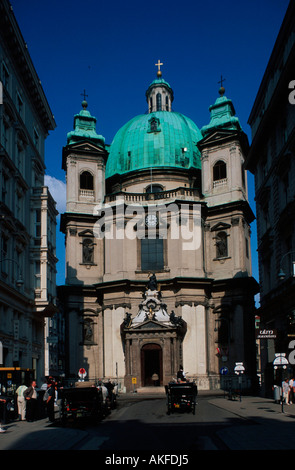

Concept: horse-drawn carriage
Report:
left=59, top=381, right=105, bottom=424
left=165, top=382, right=198, bottom=415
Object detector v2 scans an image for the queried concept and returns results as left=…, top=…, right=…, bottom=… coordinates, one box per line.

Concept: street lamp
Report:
left=278, top=251, right=295, bottom=280
left=0, top=258, right=24, bottom=287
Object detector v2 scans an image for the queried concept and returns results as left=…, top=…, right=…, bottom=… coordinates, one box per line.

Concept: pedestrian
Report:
left=16, top=383, right=27, bottom=420
left=289, top=378, right=294, bottom=404
left=24, top=380, right=38, bottom=421
left=282, top=378, right=290, bottom=405
left=40, top=378, right=48, bottom=391
left=45, top=379, right=55, bottom=422
left=0, top=397, right=6, bottom=432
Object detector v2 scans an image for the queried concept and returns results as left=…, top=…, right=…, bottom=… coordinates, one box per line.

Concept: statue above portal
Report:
left=147, top=273, right=157, bottom=291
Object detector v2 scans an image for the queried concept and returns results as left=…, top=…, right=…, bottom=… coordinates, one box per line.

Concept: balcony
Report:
left=79, top=189, right=94, bottom=200
left=105, top=187, right=200, bottom=204
left=213, top=178, right=227, bottom=189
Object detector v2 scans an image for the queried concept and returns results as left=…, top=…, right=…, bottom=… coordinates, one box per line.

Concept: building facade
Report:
left=60, top=68, right=258, bottom=392
left=246, top=1, right=295, bottom=396
left=0, top=0, right=58, bottom=383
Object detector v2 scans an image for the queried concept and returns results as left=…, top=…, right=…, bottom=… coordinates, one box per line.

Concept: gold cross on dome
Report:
left=155, top=60, right=163, bottom=73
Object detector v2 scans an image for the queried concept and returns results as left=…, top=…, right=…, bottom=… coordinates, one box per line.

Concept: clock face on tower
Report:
left=145, top=214, right=158, bottom=227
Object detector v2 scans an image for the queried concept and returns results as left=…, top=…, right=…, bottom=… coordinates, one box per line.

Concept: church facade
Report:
left=59, top=67, right=258, bottom=391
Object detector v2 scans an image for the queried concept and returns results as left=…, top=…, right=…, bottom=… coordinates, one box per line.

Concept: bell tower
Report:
left=62, top=97, right=107, bottom=214
left=198, top=83, right=254, bottom=279
left=60, top=97, right=108, bottom=284
left=199, top=83, right=249, bottom=205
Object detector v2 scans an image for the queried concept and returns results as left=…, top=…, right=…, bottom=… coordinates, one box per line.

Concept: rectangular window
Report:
left=141, top=238, right=164, bottom=271
left=1, top=172, right=8, bottom=204
left=34, top=261, right=41, bottom=288
left=2, top=62, right=9, bottom=89
left=1, top=234, right=8, bottom=272
left=35, top=209, right=41, bottom=237
left=245, top=238, right=249, bottom=259
left=16, top=92, right=23, bottom=117
left=33, top=128, right=39, bottom=150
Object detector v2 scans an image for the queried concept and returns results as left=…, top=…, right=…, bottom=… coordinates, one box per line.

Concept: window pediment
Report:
left=210, top=222, right=231, bottom=232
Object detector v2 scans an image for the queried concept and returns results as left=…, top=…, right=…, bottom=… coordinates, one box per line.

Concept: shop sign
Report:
left=256, top=329, right=277, bottom=339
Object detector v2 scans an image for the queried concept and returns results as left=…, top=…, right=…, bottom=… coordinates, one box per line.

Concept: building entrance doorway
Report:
left=141, top=343, right=162, bottom=386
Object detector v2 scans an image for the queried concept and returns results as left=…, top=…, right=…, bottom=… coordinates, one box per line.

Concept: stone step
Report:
left=136, top=386, right=166, bottom=394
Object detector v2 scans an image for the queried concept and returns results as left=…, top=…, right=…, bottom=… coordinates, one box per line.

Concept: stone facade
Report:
left=59, top=74, right=258, bottom=392
left=246, top=2, right=295, bottom=396
left=0, top=0, right=57, bottom=383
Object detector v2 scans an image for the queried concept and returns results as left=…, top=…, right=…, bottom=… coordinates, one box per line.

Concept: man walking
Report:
left=16, top=384, right=27, bottom=420
left=24, top=380, right=38, bottom=421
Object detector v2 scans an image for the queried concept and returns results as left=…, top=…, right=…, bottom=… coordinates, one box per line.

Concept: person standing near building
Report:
left=45, top=379, right=55, bottom=423
left=24, top=380, right=38, bottom=421
left=0, top=397, right=7, bottom=432
left=282, top=378, right=290, bottom=405
left=16, top=384, right=27, bottom=420
left=289, top=378, right=294, bottom=404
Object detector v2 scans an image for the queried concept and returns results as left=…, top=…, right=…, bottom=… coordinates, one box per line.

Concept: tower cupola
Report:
left=145, top=60, right=174, bottom=113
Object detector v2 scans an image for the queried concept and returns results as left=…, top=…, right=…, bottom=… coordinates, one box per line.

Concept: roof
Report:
left=201, top=88, right=242, bottom=137
left=0, top=0, right=56, bottom=132
left=105, top=110, right=202, bottom=179
left=66, top=101, right=105, bottom=147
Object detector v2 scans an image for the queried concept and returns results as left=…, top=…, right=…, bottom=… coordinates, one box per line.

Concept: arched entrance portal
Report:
left=141, top=343, right=163, bottom=386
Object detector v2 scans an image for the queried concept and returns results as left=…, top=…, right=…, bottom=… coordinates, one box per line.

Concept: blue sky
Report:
left=11, top=0, right=290, bottom=288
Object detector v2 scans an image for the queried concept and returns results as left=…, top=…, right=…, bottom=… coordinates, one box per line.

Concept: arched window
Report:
left=216, top=231, right=228, bottom=258
left=213, top=160, right=227, bottom=181
left=156, top=93, right=162, bottom=111
left=146, top=184, right=163, bottom=193
left=80, top=171, right=93, bottom=190
left=165, top=96, right=169, bottom=111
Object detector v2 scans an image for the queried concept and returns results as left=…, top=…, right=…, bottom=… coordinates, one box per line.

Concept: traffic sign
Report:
left=220, top=366, right=229, bottom=375
left=273, top=353, right=288, bottom=369
left=78, top=368, right=87, bottom=379
left=234, top=362, right=245, bottom=374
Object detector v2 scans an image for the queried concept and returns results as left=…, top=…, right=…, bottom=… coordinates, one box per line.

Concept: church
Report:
left=59, top=63, right=258, bottom=392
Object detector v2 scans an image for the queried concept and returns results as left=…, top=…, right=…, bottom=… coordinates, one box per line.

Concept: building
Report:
left=246, top=1, right=295, bottom=396
left=0, top=0, right=58, bottom=384
left=59, top=66, right=258, bottom=392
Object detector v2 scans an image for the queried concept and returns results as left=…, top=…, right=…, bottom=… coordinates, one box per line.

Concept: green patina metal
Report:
left=145, top=77, right=174, bottom=101
left=105, top=73, right=203, bottom=179
left=105, top=110, right=202, bottom=178
left=67, top=100, right=105, bottom=147
left=201, top=88, right=242, bottom=137
left=66, top=78, right=241, bottom=180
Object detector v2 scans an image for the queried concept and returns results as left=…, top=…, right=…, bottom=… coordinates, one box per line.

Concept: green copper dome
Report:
left=106, top=71, right=203, bottom=179
left=106, top=111, right=202, bottom=179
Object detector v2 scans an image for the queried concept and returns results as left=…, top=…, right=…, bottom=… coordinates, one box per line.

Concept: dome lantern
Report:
left=145, top=61, right=174, bottom=113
